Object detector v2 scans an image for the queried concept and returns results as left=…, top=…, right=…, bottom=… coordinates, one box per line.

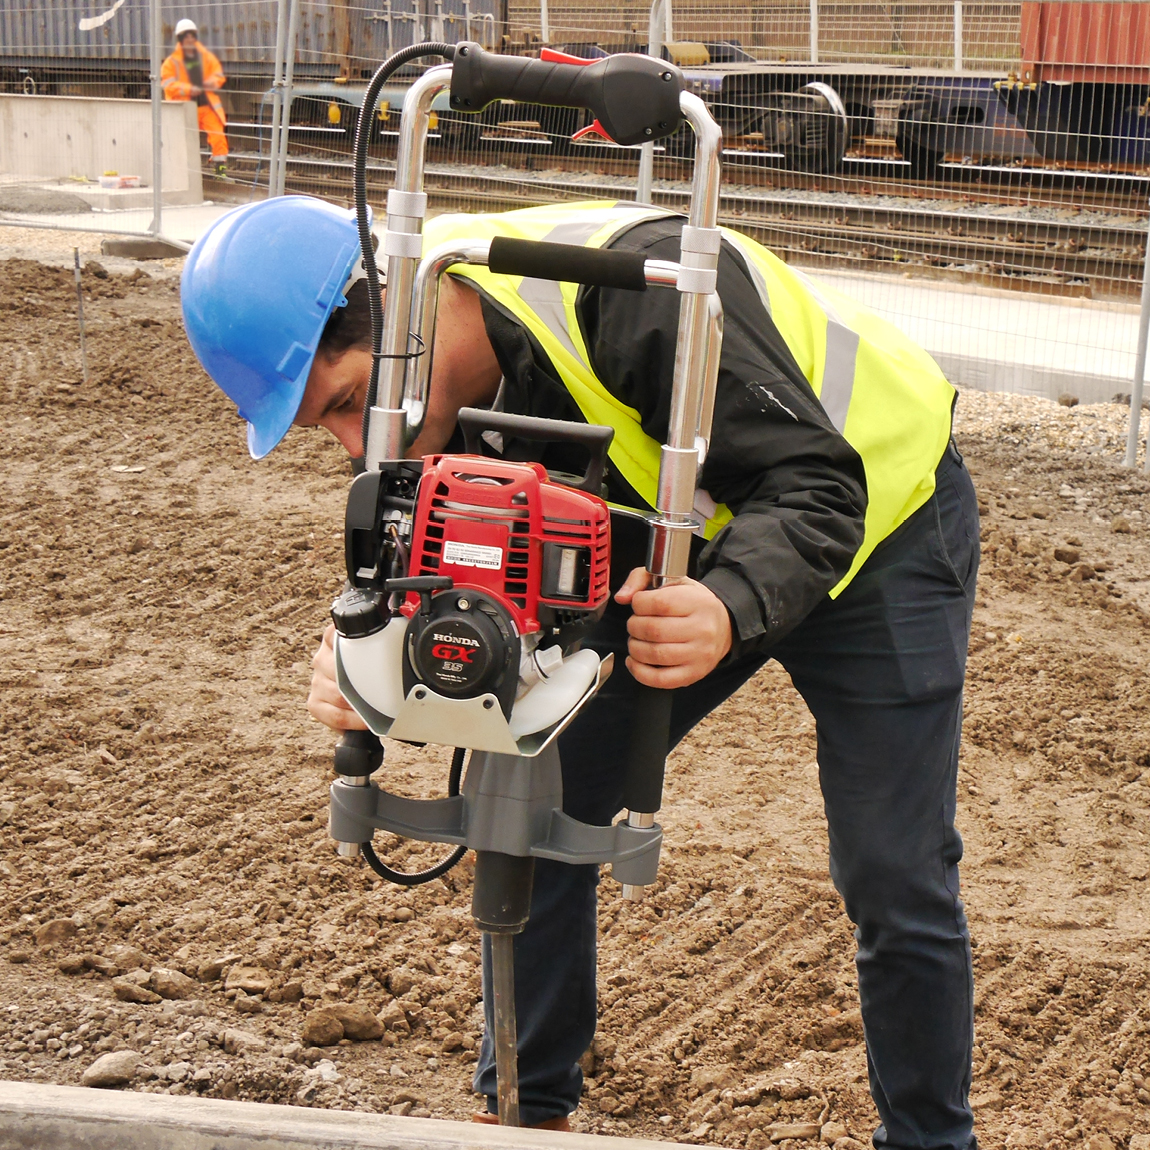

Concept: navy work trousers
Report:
left=474, top=446, right=981, bottom=1150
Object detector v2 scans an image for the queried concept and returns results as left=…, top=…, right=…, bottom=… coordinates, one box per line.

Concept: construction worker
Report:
left=181, top=195, right=980, bottom=1150
left=162, top=19, right=229, bottom=178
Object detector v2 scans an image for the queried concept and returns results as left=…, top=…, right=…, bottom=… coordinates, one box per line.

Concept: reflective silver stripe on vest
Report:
left=515, top=205, right=668, bottom=362
left=738, top=246, right=772, bottom=318
left=792, top=268, right=858, bottom=434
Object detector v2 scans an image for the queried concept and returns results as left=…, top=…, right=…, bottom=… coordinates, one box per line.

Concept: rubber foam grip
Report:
left=622, top=681, right=674, bottom=814
left=488, top=236, right=648, bottom=292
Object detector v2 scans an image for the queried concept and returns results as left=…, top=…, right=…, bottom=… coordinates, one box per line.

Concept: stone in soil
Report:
left=301, top=1010, right=345, bottom=1047
left=150, top=968, right=198, bottom=1000
left=327, top=1003, right=384, bottom=1040
left=112, top=979, right=161, bottom=1005
left=82, top=1050, right=140, bottom=1088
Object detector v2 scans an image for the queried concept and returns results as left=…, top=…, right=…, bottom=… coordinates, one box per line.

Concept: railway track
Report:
left=223, top=124, right=1150, bottom=214
left=211, top=150, right=1149, bottom=300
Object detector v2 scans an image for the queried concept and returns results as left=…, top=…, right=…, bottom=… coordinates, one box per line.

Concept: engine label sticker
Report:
left=443, top=540, right=504, bottom=570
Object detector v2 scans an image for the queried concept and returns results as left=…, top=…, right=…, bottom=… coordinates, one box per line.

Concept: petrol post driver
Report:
left=324, top=40, right=725, bottom=1126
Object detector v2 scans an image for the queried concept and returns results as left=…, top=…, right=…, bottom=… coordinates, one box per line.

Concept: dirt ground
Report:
left=1, top=255, right=1149, bottom=1150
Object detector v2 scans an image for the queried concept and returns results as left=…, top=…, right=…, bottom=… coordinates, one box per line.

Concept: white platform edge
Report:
left=0, top=1080, right=673, bottom=1150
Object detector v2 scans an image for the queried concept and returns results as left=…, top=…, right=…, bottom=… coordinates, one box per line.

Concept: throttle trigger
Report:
left=539, top=47, right=595, bottom=65
left=572, top=119, right=616, bottom=143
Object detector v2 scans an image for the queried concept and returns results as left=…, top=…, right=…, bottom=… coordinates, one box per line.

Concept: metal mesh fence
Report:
left=2, top=0, right=1150, bottom=459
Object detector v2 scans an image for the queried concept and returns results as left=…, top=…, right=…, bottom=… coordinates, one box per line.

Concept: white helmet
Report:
left=174, top=18, right=198, bottom=39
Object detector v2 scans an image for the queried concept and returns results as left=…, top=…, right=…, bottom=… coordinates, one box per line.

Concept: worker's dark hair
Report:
left=317, top=278, right=373, bottom=360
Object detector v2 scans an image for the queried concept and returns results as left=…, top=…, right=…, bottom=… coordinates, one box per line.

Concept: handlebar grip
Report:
left=622, top=682, right=673, bottom=814
left=457, top=408, right=614, bottom=494
left=449, top=43, right=683, bottom=147
left=488, top=237, right=648, bottom=292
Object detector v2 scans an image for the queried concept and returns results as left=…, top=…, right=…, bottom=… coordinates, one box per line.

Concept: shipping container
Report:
left=1021, top=0, right=1150, bottom=84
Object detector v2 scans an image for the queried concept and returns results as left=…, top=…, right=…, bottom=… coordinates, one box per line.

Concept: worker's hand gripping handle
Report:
left=449, top=43, right=683, bottom=147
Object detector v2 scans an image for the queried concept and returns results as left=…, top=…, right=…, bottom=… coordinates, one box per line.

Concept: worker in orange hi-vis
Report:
left=162, top=19, right=229, bottom=178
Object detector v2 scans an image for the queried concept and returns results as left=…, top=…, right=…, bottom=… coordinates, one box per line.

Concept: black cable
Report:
left=353, top=42, right=456, bottom=457
left=360, top=747, right=467, bottom=886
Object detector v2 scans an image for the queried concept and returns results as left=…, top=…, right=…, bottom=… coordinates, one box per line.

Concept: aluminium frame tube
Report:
left=407, top=240, right=494, bottom=440
left=365, top=63, right=455, bottom=470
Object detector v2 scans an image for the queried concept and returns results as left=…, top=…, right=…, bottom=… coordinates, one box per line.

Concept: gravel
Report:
left=954, top=387, right=1150, bottom=460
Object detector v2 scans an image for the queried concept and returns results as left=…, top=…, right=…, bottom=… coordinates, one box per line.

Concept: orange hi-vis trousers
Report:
left=198, top=105, right=228, bottom=161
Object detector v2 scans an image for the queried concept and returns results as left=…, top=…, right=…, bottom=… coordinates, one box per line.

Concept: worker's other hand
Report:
left=615, top=568, right=732, bottom=689
left=189, top=85, right=203, bottom=96
left=308, top=623, right=368, bottom=731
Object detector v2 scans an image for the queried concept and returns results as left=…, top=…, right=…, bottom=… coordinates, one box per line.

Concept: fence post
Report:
left=268, top=0, right=289, bottom=197
left=636, top=0, right=665, bottom=204
left=149, top=0, right=162, bottom=235
left=540, top=0, right=550, bottom=43
left=274, top=0, right=302, bottom=197
left=810, top=0, right=819, bottom=64
left=953, top=0, right=963, bottom=70
left=1126, top=205, right=1150, bottom=468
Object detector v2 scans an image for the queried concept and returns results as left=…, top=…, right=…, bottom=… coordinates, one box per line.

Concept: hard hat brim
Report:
left=245, top=366, right=311, bottom=459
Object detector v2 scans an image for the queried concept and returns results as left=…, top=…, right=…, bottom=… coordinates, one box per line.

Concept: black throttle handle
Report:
left=622, top=682, right=673, bottom=813
left=449, top=43, right=683, bottom=147
left=334, top=729, right=384, bottom=778
left=457, top=408, right=614, bottom=495
left=489, top=237, right=648, bottom=292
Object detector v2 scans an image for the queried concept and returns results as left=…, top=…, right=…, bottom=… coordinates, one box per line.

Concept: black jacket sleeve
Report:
left=578, top=217, right=868, bottom=656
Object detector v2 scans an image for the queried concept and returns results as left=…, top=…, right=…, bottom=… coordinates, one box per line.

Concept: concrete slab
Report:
left=101, top=237, right=191, bottom=258
left=0, top=1080, right=665, bottom=1150
left=63, top=184, right=204, bottom=210
left=810, top=267, right=1141, bottom=405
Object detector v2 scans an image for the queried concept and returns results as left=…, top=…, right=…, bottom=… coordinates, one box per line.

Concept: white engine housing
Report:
left=335, top=615, right=603, bottom=752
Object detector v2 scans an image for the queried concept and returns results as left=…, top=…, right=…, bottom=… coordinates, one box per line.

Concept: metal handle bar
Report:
left=458, top=408, right=615, bottom=495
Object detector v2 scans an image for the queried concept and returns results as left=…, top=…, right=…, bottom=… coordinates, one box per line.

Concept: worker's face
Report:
left=178, top=32, right=198, bottom=50
left=295, top=347, right=372, bottom=458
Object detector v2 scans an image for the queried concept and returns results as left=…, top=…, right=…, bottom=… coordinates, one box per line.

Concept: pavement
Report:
left=0, top=201, right=238, bottom=246
left=811, top=267, right=1141, bottom=406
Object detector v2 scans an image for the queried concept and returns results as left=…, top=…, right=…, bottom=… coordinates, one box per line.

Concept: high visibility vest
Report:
left=161, top=47, right=226, bottom=123
left=423, top=201, right=955, bottom=595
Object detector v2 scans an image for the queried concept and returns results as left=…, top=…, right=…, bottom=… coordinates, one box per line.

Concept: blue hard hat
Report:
left=181, top=195, right=366, bottom=459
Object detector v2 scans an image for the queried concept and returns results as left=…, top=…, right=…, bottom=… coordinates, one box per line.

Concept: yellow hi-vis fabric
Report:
left=422, top=201, right=955, bottom=596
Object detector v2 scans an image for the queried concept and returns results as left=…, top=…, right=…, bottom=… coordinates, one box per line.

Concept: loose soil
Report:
left=1, top=257, right=1149, bottom=1150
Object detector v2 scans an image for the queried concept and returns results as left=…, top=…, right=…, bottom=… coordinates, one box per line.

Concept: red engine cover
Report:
left=405, top=453, right=611, bottom=635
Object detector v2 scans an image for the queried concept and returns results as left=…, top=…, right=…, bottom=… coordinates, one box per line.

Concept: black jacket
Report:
left=469, top=215, right=868, bottom=659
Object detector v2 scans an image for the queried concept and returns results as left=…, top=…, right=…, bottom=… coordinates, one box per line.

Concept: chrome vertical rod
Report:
left=622, top=90, right=724, bottom=901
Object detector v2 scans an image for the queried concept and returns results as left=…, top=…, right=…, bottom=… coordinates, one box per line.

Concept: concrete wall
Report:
left=0, top=95, right=203, bottom=200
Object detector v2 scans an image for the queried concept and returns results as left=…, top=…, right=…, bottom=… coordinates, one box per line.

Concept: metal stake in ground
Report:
left=73, top=249, right=89, bottom=385
left=472, top=850, right=533, bottom=1128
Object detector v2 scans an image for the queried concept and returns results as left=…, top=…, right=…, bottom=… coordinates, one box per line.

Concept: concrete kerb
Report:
left=0, top=1080, right=672, bottom=1150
